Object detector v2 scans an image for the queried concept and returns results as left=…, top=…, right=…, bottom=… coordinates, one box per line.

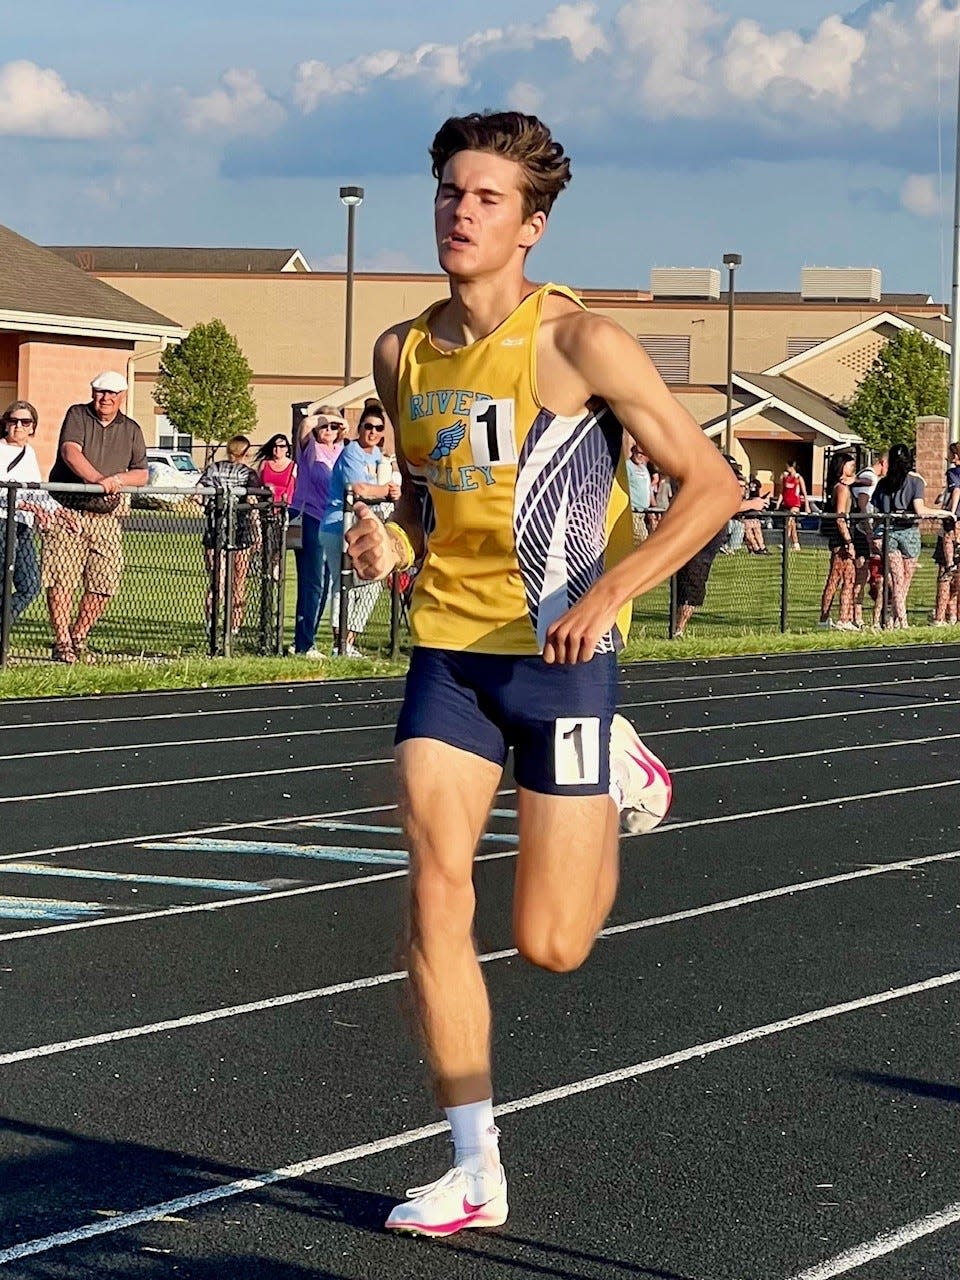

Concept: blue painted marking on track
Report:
left=489, top=809, right=517, bottom=818
left=0, top=896, right=109, bottom=921
left=140, top=839, right=409, bottom=867
left=0, top=864, right=286, bottom=893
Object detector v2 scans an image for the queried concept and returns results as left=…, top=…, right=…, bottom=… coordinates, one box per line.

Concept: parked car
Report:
left=134, top=449, right=201, bottom=508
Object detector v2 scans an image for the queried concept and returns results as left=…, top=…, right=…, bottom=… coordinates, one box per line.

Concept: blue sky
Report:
left=3, top=0, right=960, bottom=295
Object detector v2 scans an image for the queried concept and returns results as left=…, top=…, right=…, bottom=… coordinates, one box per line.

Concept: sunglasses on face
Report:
left=6, top=417, right=34, bottom=427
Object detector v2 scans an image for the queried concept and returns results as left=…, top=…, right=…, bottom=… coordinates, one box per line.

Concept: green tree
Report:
left=153, top=319, right=256, bottom=457
left=845, top=327, right=948, bottom=451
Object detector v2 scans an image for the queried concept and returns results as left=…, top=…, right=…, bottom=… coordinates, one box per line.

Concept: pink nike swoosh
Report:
left=463, top=1196, right=490, bottom=1214
left=626, top=749, right=657, bottom=787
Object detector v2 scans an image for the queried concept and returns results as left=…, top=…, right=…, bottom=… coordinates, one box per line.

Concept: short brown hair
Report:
left=430, top=111, right=572, bottom=219
left=1, top=399, right=37, bottom=427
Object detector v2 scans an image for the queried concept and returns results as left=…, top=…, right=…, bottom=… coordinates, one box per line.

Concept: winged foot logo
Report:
left=428, top=421, right=467, bottom=461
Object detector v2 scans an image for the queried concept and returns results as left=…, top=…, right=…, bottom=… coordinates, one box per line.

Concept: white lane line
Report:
left=0, top=725, right=392, bottom=765
left=653, top=776, right=960, bottom=837
left=0, top=758, right=394, bottom=807
left=0, top=669, right=949, bottom=743
left=618, top=652, right=960, bottom=688
left=670, top=730, right=957, bottom=773
left=786, top=1201, right=960, bottom=1278
left=638, top=696, right=955, bottom=739
left=1, top=772, right=954, bottom=942
left=4, top=846, right=958, bottom=1067
left=0, top=697, right=399, bottom=736
left=3, top=967, right=958, bottom=1265
left=0, top=864, right=290, bottom=892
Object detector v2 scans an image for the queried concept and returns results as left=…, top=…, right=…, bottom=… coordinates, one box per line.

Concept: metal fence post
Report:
left=274, top=502, right=287, bottom=655
left=209, top=488, right=224, bottom=657
left=390, top=570, right=400, bottom=658
left=0, top=484, right=18, bottom=668
left=668, top=571, right=678, bottom=638
left=256, top=497, right=272, bottom=657
left=223, top=493, right=237, bottom=659
left=337, top=487, right=354, bottom=655
left=780, top=513, right=789, bottom=633
left=881, top=514, right=891, bottom=630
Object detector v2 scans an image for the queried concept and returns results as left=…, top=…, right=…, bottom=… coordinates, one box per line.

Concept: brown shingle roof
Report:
left=47, top=246, right=306, bottom=274
left=0, top=225, right=179, bottom=328
left=735, top=372, right=850, bottom=434
left=891, top=312, right=952, bottom=344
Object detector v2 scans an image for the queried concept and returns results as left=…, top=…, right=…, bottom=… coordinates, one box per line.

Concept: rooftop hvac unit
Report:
left=650, top=268, right=721, bottom=299
left=800, top=267, right=882, bottom=302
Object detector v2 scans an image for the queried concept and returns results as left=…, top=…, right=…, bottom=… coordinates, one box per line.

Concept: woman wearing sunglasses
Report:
left=0, top=401, right=72, bottom=626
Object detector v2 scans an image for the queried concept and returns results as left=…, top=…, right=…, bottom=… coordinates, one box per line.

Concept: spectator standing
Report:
left=289, top=405, right=345, bottom=657
left=44, top=371, right=147, bottom=663
left=256, top=434, right=296, bottom=507
left=871, top=443, right=950, bottom=628
left=931, top=442, right=960, bottom=625
left=0, top=400, right=73, bottom=625
left=319, top=403, right=399, bottom=657
left=198, top=434, right=264, bottom=637
left=256, top=433, right=296, bottom=585
left=850, top=451, right=887, bottom=627
left=743, top=475, right=769, bottom=554
left=674, top=457, right=764, bottom=637
left=626, top=444, right=650, bottom=545
left=818, top=449, right=857, bottom=630
left=778, top=460, right=809, bottom=551
left=647, top=464, right=672, bottom=534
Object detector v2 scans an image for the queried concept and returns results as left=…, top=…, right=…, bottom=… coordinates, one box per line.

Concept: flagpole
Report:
left=949, top=45, right=960, bottom=442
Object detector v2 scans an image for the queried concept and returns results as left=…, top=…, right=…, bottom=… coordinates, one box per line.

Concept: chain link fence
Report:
left=0, top=482, right=288, bottom=666
left=0, top=486, right=950, bottom=666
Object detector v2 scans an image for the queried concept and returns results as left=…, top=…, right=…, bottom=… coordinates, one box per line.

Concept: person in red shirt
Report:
left=778, top=460, right=810, bottom=552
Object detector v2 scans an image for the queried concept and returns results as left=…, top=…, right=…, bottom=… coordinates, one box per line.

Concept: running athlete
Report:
left=344, top=111, right=741, bottom=1237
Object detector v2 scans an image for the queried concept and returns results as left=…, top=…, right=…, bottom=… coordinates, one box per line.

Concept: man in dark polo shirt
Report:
left=44, top=370, right=148, bottom=662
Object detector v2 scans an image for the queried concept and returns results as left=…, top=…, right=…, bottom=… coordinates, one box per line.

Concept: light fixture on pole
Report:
left=339, top=185, right=364, bottom=386
left=723, top=252, right=742, bottom=458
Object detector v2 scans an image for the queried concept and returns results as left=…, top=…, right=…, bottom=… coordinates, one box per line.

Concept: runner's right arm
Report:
left=346, top=322, right=423, bottom=580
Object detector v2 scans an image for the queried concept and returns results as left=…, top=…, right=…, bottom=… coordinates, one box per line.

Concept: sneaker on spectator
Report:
left=834, top=620, right=858, bottom=631
left=289, top=646, right=324, bottom=659
left=817, top=619, right=834, bottom=629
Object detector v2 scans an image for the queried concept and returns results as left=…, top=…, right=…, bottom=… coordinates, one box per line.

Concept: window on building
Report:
left=636, top=335, right=690, bottom=383
left=155, top=414, right=193, bottom=453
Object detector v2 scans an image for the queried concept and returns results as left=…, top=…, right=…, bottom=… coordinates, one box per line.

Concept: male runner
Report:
left=345, top=111, right=741, bottom=1236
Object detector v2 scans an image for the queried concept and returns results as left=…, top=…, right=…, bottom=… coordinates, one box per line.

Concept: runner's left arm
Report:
left=544, top=312, right=740, bottom=664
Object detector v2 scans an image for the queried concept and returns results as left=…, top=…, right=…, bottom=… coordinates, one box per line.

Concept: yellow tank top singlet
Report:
left=397, top=282, right=633, bottom=655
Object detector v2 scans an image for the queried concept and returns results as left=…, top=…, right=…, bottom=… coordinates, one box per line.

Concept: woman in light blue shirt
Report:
left=319, top=403, right=400, bottom=656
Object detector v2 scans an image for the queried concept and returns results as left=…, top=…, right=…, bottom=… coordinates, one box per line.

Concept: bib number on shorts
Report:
left=469, top=398, right=516, bottom=466
left=554, top=717, right=600, bottom=786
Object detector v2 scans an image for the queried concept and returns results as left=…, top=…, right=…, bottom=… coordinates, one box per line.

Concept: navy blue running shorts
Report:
left=395, top=647, right=618, bottom=797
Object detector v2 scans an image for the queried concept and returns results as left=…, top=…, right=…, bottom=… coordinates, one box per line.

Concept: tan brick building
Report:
left=0, top=227, right=185, bottom=475
left=44, top=245, right=950, bottom=497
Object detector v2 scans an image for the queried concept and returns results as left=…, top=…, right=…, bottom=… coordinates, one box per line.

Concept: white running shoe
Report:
left=384, top=1159, right=508, bottom=1236
left=610, top=712, right=673, bottom=835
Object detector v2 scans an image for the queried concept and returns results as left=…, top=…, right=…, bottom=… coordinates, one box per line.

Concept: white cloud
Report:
left=541, top=3, right=608, bottom=61
left=507, top=81, right=545, bottom=115
left=183, top=68, right=285, bottom=135
left=722, top=16, right=867, bottom=102
left=0, top=60, right=114, bottom=138
left=901, top=173, right=941, bottom=217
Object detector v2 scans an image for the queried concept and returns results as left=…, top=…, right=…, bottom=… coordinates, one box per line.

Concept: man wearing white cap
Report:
left=43, top=371, right=148, bottom=662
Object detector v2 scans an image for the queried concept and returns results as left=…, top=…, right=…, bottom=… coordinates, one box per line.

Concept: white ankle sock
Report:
left=445, top=1099, right=499, bottom=1166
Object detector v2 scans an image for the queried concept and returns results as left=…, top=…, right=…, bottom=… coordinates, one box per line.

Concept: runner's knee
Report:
left=513, top=918, right=593, bottom=973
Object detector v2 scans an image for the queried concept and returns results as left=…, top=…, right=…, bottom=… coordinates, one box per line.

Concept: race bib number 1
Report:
left=469, top=398, right=516, bottom=466
left=554, top=718, right=600, bottom=786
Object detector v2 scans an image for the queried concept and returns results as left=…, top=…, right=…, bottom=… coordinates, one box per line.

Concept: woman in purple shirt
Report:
left=289, top=404, right=345, bottom=656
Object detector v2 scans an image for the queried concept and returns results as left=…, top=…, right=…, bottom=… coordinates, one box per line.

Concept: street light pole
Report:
left=723, top=252, right=742, bottom=458
left=339, top=185, right=364, bottom=387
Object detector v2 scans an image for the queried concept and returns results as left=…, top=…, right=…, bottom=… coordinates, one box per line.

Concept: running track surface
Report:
left=0, top=644, right=958, bottom=1279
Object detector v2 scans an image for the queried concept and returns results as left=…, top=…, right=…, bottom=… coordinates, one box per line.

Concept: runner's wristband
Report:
left=384, top=521, right=416, bottom=571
